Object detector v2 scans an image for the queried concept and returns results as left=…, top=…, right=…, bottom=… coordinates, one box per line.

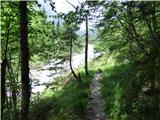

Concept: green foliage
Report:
left=99, top=56, right=160, bottom=120
left=94, top=2, right=160, bottom=119
left=29, top=73, right=92, bottom=120
left=97, top=1, right=160, bottom=62
left=2, top=1, right=160, bottom=120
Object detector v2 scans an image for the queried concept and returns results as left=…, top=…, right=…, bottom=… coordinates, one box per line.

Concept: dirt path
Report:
left=86, top=72, right=107, bottom=120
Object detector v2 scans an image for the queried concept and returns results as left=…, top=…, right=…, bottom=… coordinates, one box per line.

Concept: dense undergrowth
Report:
left=98, top=55, right=160, bottom=120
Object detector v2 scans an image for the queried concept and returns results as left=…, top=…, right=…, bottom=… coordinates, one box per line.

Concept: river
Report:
left=30, top=44, right=101, bottom=93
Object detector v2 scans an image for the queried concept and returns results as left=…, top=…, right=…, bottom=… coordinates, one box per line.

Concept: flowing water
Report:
left=30, top=44, right=101, bottom=93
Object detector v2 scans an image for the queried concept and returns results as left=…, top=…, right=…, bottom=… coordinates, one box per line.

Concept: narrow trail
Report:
left=86, top=72, right=107, bottom=120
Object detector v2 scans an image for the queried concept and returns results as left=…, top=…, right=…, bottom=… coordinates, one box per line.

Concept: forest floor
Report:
left=86, top=72, right=107, bottom=120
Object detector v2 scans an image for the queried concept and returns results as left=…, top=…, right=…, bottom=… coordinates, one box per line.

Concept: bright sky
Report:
left=54, top=0, right=84, bottom=13
left=38, top=0, right=86, bottom=30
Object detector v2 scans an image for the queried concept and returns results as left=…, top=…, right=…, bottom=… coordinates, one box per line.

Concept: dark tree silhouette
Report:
left=20, top=1, right=31, bottom=120
left=69, top=32, right=79, bottom=80
left=85, top=15, right=89, bottom=76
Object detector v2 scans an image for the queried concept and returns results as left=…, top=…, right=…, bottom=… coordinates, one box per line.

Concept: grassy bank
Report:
left=98, top=55, right=160, bottom=120
left=29, top=53, right=160, bottom=120
left=29, top=71, right=93, bottom=120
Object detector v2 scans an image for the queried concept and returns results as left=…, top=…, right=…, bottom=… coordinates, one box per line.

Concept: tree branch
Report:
left=66, top=0, right=76, bottom=9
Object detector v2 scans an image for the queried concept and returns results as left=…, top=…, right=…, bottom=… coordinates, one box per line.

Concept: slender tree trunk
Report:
left=69, top=33, right=79, bottom=80
left=85, top=15, right=89, bottom=76
left=1, top=14, right=11, bottom=115
left=7, top=57, right=18, bottom=119
left=20, top=1, right=30, bottom=120
left=1, top=58, right=7, bottom=115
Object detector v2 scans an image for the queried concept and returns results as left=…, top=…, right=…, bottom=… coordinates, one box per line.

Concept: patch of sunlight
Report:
left=41, top=88, right=55, bottom=98
left=107, top=56, right=116, bottom=67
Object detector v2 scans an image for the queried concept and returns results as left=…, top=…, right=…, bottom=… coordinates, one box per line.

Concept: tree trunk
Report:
left=1, top=58, right=7, bottom=115
left=20, top=1, right=30, bottom=120
left=85, top=15, right=89, bottom=76
left=1, top=12, right=11, bottom=115
left=69, top=33, right=79, bottom=80
left=7, top=57, right=18, bottom=119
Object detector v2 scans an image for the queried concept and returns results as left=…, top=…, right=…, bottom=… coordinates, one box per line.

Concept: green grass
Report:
left=30, top=54, right=160, bottom=120
left=98, top=55, right=160, bottom=120
left=30, top=71, right=93, bottom=120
